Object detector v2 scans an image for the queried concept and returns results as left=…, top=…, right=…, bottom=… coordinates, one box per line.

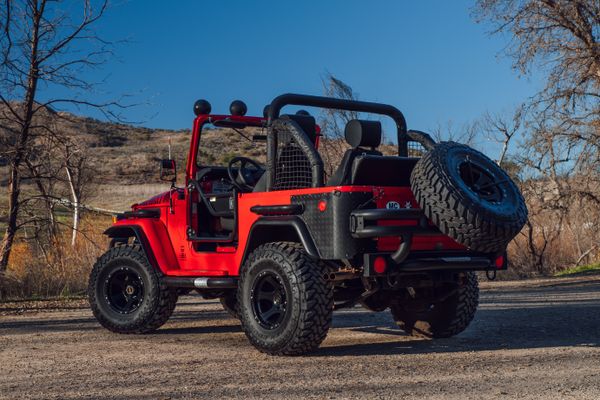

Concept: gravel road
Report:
left=1, top=274, right=599, bottom=399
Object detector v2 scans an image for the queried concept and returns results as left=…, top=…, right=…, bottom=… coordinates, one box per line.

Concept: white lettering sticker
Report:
left=386, top=201, right=400, bottom=209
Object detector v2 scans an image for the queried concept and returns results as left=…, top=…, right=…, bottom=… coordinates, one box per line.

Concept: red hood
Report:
left=134, top=190, right=172, bottom=207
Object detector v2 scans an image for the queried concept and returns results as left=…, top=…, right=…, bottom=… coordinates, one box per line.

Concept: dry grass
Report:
left=91, top=183, right=172, bottom=211
left=1, top=215, right=109, bottom=300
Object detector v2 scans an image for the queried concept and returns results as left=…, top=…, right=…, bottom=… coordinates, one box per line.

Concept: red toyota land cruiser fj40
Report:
left=89, top=94, right=527, bottom=355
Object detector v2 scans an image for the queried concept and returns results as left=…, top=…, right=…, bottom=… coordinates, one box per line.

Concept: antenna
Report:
left=168, top=136, right=172, bottom=159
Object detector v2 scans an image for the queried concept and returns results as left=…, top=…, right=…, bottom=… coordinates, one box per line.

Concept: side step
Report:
left=164, top=277, right=237, bottom=289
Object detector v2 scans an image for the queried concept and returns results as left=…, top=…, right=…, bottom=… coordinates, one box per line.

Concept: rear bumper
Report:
left=363, top=251, right=506, bottom=276
left=350, top=208, right=507, bottom=274
left=349, top=208, right=439, bottom=238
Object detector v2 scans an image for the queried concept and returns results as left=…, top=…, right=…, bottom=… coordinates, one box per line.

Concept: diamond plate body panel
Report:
left=292, top=191, right=373, bottom=259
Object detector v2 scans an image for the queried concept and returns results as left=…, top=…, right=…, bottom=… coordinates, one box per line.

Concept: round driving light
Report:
left=230, top=100, right=247, bottom=116
left=193, top=99, right=211, bottom=116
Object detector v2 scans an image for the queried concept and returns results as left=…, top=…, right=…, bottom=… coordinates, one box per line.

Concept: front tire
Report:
left=390, top=272, right=479, bottom=338
left=238, top=242, right=333, bottom=356
left=88, top=245, right=178, bottom=334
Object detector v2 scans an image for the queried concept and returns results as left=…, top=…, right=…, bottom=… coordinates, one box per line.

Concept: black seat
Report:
left=350, top=155, right=419, bottom=186
left=327, top=119, right=382, bottom=186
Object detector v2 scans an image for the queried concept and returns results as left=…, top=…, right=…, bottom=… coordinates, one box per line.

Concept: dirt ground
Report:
left=1, top=274, right=599, bottom=400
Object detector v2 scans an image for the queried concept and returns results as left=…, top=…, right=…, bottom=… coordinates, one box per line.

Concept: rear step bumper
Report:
left=351, top=208, right=507, bottom=272
left=363, top=252, right=503, bottom=276
left=350, top=208, right=438, bottom=264
left=400, top=256, right=492, bottom=271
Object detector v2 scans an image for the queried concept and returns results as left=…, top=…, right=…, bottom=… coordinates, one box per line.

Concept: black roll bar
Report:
left=267, top=93, right=436, bottom=156
left=266, top=117, right=324, bottom=191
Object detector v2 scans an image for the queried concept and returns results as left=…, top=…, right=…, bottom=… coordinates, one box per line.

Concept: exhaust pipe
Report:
left=391, top=234, right=412, bottom=264
left=323, top=271, right=360, bottom=282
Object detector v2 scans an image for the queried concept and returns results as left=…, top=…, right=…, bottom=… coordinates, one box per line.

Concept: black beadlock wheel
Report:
left=410, top=142, right=527, bottom=253
left=238, top=242, right=333, bottom=356
left=251, top=271, right=288, bottom=329
left=104, top=268, right=145, bottom=314
left=88, top=245, right=178, bottom=334
left=390, top=272, right=479, bottom=338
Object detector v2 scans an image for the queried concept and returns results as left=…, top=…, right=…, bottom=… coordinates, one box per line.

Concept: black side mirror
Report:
left=160, top=159, right=176, bottom=182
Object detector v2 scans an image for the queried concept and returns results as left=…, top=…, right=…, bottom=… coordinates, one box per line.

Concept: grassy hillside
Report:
left=0, top=110, right=399, bottom=212
left=0, top=110, right=271, bottom=212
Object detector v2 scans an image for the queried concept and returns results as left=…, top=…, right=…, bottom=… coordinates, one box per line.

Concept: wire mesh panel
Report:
left=273, top=129, right=314, bottom=190
left=408, top=141, right=426, bottom=158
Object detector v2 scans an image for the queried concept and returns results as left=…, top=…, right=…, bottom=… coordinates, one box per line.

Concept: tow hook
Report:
left=486, top=270, right=497, bottom=281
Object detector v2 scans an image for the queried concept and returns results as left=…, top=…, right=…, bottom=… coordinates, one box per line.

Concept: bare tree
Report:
left=480, top=104, right=525, bottom=166
left=318, top=73, right=364, bottom=177
left=431, top=120, right=480, bottom=147
left=63, top=140, right=95, bottom=247
left=474, top=0, right=600, bottom=273
left=474, top=1, right=600, bottom=113
left=0, top=0, right=123, bottom=275
left=474, top=0, right=600, bottom=171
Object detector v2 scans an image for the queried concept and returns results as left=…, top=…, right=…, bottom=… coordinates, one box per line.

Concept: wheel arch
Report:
left=104, top=225, right=156, bottom=265
left=104, top=223, right=178, bottom=274
left=241, top=216, right=320, bottom=264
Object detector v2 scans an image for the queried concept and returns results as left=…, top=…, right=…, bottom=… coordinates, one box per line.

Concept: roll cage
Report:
left=186, top=93, right=438, bottom=191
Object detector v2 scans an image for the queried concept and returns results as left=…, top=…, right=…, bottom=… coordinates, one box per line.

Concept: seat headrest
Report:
left=345, top=119, right=382, bottom=148
left=281, top=114, right=317, bottom=143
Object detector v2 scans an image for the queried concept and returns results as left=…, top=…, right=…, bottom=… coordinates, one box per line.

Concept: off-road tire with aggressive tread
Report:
left=390, top=272, right=479, bottom=338
left=410, top=141, right=527, bottom=253
left=238, top=242, right=333, bottom=356
left=219, top=292, right=239, bottom=319
left=89, top=245, right=178, bottom=334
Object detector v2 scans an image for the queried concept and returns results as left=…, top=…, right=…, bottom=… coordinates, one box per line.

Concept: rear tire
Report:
left=238, top=242, right=333, bottom=356
left=219, top=292, right=239, bottom=319
left=390, top=272, right=479, bottom=338
left=88, top=245, right=178, bottom=334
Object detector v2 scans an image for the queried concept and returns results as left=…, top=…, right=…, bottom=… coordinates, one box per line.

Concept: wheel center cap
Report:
left=125, top=285, right=135, bottom=295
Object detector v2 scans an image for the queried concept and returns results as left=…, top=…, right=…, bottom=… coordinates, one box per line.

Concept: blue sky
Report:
left=47, top=0, right=541, bottom=140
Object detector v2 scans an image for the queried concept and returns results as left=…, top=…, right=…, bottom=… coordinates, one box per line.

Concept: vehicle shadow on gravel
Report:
left=0, top=303, right=241, bottom=336
left=316, top=279, right=600, bottom=357
left=0, top=317, right=99, bottom=335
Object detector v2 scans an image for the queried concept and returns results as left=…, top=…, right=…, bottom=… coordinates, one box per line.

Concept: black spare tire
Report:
left=410, top=142, right=527, bottom=253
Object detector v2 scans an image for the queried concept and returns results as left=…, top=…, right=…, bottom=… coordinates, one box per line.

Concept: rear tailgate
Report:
left=372, top=187, right=465, bottom=252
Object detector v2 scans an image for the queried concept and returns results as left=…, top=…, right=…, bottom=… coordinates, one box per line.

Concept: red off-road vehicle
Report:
left=89, top=94, right=527, bottom=355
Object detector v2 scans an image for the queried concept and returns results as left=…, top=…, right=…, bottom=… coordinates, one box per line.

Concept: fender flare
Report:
left=104, top=225, right=145, bottom=244
left=242, top=216, right=320, bottom=262
left=104, top=225, right=162, bottom=271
